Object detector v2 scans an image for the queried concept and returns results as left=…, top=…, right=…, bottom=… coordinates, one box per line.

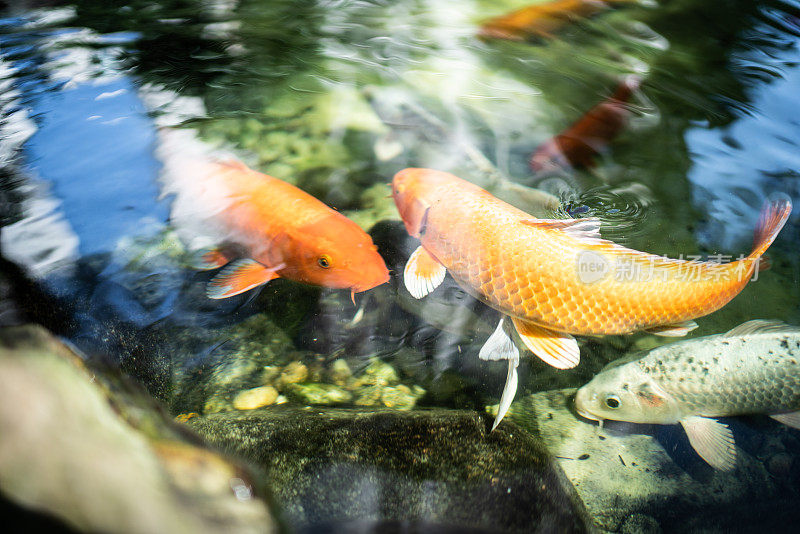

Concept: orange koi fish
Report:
left=478, top=0, right=634, bottom=41
left=530, top=76, right=640, bottom=174
left=176, top=159, right=389, bottom=299
left=392, top=168, right=791, bottom=428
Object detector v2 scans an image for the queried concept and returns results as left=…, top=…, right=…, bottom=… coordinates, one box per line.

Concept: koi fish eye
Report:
left=604, top=395, right=621, bottom=409
left=317, top=255, right=332, bottom=269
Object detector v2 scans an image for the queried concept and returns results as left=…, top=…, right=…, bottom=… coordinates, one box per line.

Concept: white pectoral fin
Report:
left=479, top=318, right=520, bottom=431
left=479, top=317, right=520, bottom=362
left=645, top=320, right=698, bottom=337
left=680, top=416, right=737, bottom=471
left=403, top=245, right=446, bottom=299
left=771, top=411, right=800, bottom=430
left=511, top=317, right=579, bottom=369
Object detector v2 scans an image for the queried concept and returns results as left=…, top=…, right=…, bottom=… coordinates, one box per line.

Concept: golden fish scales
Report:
left=422, top=184, right=749, bottom=336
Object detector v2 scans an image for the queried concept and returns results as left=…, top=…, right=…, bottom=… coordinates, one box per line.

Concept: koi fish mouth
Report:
left=575, top=406, right=602, bottom=423
left=351, top=272, right=391, bottom=297
left=350, top=281, right=384, bottom=304
left=573, top=389, right=602, bottom=423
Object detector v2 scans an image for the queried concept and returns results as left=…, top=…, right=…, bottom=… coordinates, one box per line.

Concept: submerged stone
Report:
left=355, top=357, right=399, bottom=387
left=233, top=386, right=280, bottom=411
left=287, top=383, right=353, bottom=405
left=380, top=384, right=425, bottom=410
left=277, top=361, right=309, bottom=386
left=327, top=358, right=353, bottom=387
left=187, top=407, right=591, bottom=533
left=353, top=385, right=384, bottom=406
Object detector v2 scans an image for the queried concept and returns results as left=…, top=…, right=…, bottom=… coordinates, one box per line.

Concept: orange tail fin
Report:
left=748, top=193, right=792, bottom=261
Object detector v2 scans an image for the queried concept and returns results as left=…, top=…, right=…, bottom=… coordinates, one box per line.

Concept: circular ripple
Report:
left=563, top=183, right=655, bottom=244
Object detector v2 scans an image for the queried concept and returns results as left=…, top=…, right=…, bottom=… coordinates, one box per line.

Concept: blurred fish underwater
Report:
left=529, top=75, right=641, bottom=175
left=157, top=129, right=389, bottom=300
left=478, top=0, right=641, bottom=42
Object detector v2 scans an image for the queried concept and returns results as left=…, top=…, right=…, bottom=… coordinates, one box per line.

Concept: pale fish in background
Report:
left=575, top=320, right=800, bottom=470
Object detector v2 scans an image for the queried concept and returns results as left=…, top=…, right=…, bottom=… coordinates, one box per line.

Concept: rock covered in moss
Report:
left=357, top=357, right=399, bottom=386
left=170, top=311, right=312, bottom=415
left=187, top=407, right=591, bottom=532
left=353, top=385, right=383, bottom=406
left=327, top=358, right=353, bottom=386
left=217, top=352, right=428, bottom=412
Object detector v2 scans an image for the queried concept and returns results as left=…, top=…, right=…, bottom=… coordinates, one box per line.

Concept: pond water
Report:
left=2, top=0, right=800, bottom=532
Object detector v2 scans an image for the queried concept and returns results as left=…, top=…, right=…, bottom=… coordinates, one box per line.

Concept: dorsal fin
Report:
left=723, top=319, right=800, bottom=337
left=520, top=217, right=605, bottom=241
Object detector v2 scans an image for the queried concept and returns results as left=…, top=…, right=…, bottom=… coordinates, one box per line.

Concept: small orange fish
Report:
left=181, top=159, right=389, bottom=299
left=392, top=168, right=791, bottom=427
left=478, top=0, right=633, bottom=41
left=530, top=75, right=640, bottom=174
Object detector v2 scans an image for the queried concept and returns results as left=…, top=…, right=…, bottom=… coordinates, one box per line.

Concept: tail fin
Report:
left=748, top=193, right=792, bottom=260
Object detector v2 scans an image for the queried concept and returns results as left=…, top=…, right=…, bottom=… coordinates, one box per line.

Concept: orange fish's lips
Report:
left=350, top=272, right=390, bottom=302
left=352, top=278, right=389, bottom=295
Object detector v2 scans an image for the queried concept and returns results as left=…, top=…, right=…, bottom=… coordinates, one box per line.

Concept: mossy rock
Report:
left=187, top=407, right=591, bottom=532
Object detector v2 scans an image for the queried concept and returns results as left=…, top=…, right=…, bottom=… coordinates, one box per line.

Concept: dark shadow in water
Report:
left=0, top=493, right=80, bottom=534
left=297, top=520, right=497, bottom=534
